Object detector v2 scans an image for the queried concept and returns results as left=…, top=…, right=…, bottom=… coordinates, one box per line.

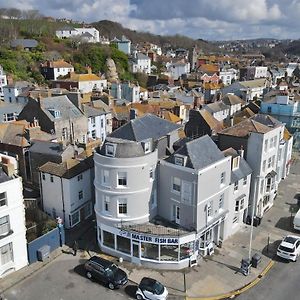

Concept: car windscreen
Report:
left=153, top=281, right=164, bottom=295
left=279, top=245, right=295, bottom=253
left=105, top=264, right=118, bottom=277
left=284, top=236, right=298, bottom=244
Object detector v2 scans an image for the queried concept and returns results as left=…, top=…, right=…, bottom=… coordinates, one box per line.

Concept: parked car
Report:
left=293, top=209, right=300, bottom=231
left=136, top=277, right=168, bottom=300
left=84, top=256, right=128, bottom=289
left=277, top=235, right=300, bottom=261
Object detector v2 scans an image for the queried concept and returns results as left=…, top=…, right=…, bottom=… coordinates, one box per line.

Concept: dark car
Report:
left=84, top=256, right=128, bottom=290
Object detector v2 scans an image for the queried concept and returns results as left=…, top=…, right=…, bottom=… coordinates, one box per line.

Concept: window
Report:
left=0, top=192, right=7, bottom=207
left=118, top=199, right=127, bottom=215
left=220, top=172, right=225, bottom=185
left=175, top=156, right=184, bottom=166
left=234, top=181, right=238, bottom=192
left=267, top=157, right=272, bottom=168
left=207, top=201, right=213, bottom=217
left=267, top=106, right=272, bottom=113
left=143, top=141, right=150, bottom=153
left=219, top=194, right=224, bottom=210
left=102, top=169, right=109, bottom=186
left=182, top=181, right=192, bottom=204
left=235, top=200, right=239, bottom=212
left=235, top=198, right=245, bottom=212
left=243, top=177, right=247, bottom=185
left=233, top=215, right=238, bottom=224
left=0, top=215, right=10, bottom=235
left=117, top=172, right=127, bottom=187
left=42, top=173, right=45, bottom=181
left=101, top=119, right=104, bottom=128
left=149, top=168, right=154, bottom=181
left=90, top=117, right=95, bottom=125
left=105, top=143, right=115, bottom=157
left=78, top=190, right=83, bottom=200
left=0, top=243, right=13, bottom=266
left=270, top=137, right=274, bottom=148
left=240, top=198, right=244, bottom=210
left=103, top=231, right=115, bottom=249
left=77, top=174, right=83, bottom=181
left=232, top=157, right=240, bottom=169
left=117, top=236, right=130, bottom=254
left=70, top=211, right=80, bottom=227
left=62, top=127, right=68, bottom=140
left=104, top=196, right=110, bottom=212
left=91, top=130, right=96, bottom=139
left=264, top=140, right=268, bottom=152
left=172, top=177, right=181, bottom=193
left=50, top=175, right=54, bottom=183
left=3, top=113, right=15, bottom=122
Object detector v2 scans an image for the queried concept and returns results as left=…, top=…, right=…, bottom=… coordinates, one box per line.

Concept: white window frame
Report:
left=220, top=172, right=225, bottom=185
left=117, top=172, right=127, bottom=187
left=174, top=156, right=184, bottom=166
left=102, top=169, right=110, bottom=186
left=0, top=192, right=7, bottom=207
left=70, top=211, right=80, bottom=227
left=118, top=198, right=127, bottom=216
left=0, top=242, right=13, bottom=266
left=78, top=190, right=83, bottom=200
left=207, top=201, right=213, bottom=218
left=105, top=143, right=116, bottom=157
left=243, top=177, right=247, bottom=186
left=219, top=194, right=224, bottom=210
left=234, top=181, right=238, bottom=192
left=0, top=215, right=10, bottom=236
left=143, top=141, right=151, bottom=154
left=103, top=195, right=110, bottom=212
left=172, top=177, right=181, bottom=194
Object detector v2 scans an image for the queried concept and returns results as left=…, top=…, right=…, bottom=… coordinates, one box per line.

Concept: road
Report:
left=2, top=253, right=137, bottom=300
left=237, top=258, right=300, bottom=300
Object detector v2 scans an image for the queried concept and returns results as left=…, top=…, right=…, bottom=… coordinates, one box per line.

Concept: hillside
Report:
left=93, top=20, right=217, bottom=52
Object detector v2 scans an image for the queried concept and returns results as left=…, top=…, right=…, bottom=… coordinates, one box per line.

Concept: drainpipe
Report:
left=60, top=177, right=66, bottom=227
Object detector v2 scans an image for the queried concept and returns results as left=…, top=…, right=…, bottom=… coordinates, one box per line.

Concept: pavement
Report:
left=1, top=152, right=299, bottom=300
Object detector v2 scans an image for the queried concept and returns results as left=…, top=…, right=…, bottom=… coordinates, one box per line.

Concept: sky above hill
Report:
left=1, top=0, right=299, bottom=41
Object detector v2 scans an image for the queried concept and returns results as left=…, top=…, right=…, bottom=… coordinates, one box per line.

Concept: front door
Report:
left=132, top=241, right=140, bottom=263
left=80, top=207, right=85, bottom=222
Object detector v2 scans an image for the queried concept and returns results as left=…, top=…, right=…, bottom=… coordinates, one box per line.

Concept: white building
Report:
left=0, top=159, right=28, bottom=278
left=83, top=105, right=112, bottom=141
left=55, top=27, right=100, bottom=43
left=130, top=53, right=151, bottom=75
left=111, top=82, right=140, bottom=103
left=203, top=101, right=230, bottom=122
left=39, top=156, right=94, bottom=229
left=3, top=81, right=33, bottom=104
left=286, top=63, right=298, bottom=77
left=219, top=68, right=238, bottom=86
left=0, top=65, right=7, bottom=99
left=40, top=60, right=74, bottom=80
left=166, top=61, right=191, bottom=80
left=219, top=114, right=292, bottom=220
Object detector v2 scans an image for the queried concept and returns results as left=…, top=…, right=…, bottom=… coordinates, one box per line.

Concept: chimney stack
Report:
left=238, top=145, right=244, bottom=158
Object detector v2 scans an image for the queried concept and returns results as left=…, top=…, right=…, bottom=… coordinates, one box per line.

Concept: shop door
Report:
left=132, top=241, right=140, bottom=263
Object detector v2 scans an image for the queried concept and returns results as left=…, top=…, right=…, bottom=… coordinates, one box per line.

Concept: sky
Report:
left=0, top=0, right=300, bottom=41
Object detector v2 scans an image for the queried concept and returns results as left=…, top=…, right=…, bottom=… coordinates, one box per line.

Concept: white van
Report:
left=293, top=209, right=300, bottom=231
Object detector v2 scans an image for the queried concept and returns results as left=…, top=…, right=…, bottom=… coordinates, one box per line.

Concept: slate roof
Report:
left=239, top=79, right=266, bottom=89
left=222, top=148, right=252, bottom=183
left=0, top=167, right=13, bottom=184
left=166, top=135, right=225, bottom=170
left=39, top=155, right=94, bottom=179
left=83, top=104, right=106, bottom=117
left=251, top=114, right=282, bottom=128
left=199, top=110, right=224, bottom=132
left=204, top=101, right=229, bottom=113
left=39, top=95, right=83, bottom=121
left=29, top=140, right=65, bottom=156
left=4, top=81, right=33, bottom=89
left=10, top=39, right=38, bottom=48
left=0, top=102, right=24, bottom=123
left=220, top=118, right=272, bottom=137
left=136, top=53, right=150, bottom=61
left=110, top=113, right=181, bottom=142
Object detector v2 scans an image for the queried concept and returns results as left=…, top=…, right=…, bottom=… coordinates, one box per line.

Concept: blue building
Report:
left=260, top=91, right=300, bottom=149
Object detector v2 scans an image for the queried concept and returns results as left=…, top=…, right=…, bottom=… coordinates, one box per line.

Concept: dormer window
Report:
left=174, top=154, right=186, bottom=166
left=142, top=141, right=151, bottom=154
left=105, top=143, right=116, bottom=157
left=48, top=109, right=61, bottom=118
left=232, top=157, right=240, bottom=170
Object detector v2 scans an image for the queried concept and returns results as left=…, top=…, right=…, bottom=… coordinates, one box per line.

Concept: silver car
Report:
left=136, top=277, right=168, bottom=300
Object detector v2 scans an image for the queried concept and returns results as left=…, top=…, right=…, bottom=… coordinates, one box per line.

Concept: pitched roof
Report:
left=0, top=122, right=29, bottom=147
left=69, top=73, right=102, bottom=82
left=251, top=114, right=282, bottom=128
left=39, top=155, right=93, bottom=179
left=83, top=104, right=106, bottom=117
left=38, top=95, right=84, bottom=121
left=167, top=135, right=225, bottom=170
left=41, top=60, right=74, bottom=69
left=29, top=140, right=65, bottom=156
left=239, top=79, right=266, bottom=89
left=199, top=110, right=224, bottom=131
left=220, top=118, right=272, bottom=137
left=222, top=94, right=245, bottom=106
left=110, top=113, right=181, bottom=142
left=204, top=101, right=229, bottom=113
left=283, top=128, right=292, bottom=141
left=163, top=111, right=181, bottom=123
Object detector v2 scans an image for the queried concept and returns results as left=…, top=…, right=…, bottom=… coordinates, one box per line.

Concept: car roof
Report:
left=140, top=277, right=157, bottom=286
left=88, top=256, right=113, bottom=268
left=284, top=235, right=300, bottom=245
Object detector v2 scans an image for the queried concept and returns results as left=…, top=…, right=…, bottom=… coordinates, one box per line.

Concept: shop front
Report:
left=98, top=223, right=197, bottom=270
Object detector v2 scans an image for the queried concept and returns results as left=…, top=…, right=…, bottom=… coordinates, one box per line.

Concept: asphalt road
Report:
left=2, top=254, right=137, bottom=300
left=237, top=257, right=300, bottom=300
